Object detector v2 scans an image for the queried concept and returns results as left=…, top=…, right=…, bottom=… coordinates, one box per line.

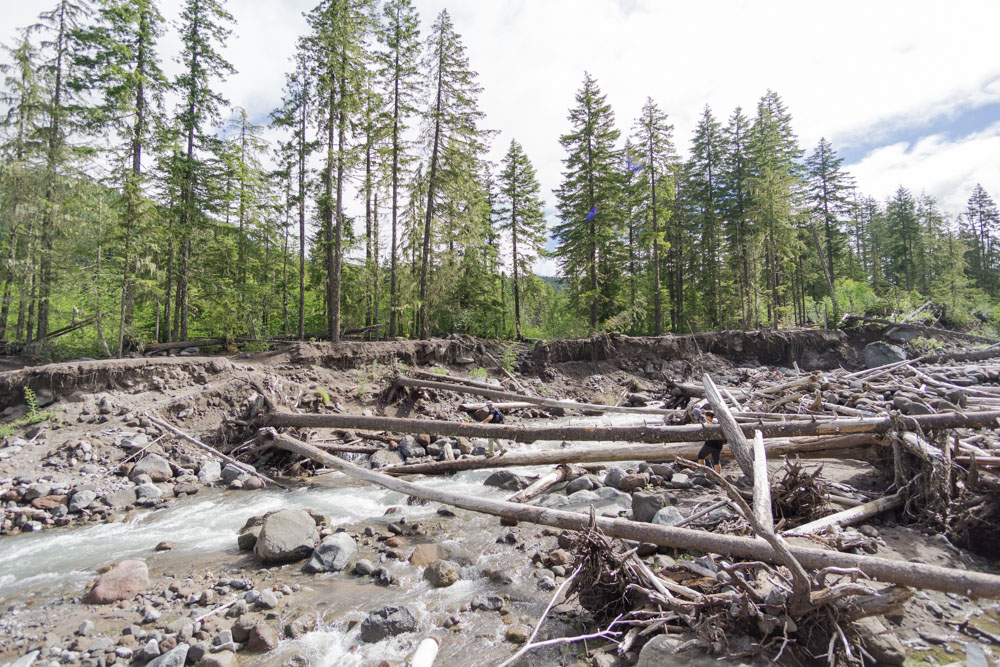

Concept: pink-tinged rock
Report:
left=84, top=560, right=150, bottom=604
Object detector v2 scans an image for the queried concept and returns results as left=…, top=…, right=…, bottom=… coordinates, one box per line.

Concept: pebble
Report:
left=77, top=620, right=95, bottom=637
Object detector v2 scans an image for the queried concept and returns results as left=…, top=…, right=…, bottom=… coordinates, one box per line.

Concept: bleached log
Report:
left=703, top=373, right=755, bottom=480
left=785, top=492, right=906, bottom=537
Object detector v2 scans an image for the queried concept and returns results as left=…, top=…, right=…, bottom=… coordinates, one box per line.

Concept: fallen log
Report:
left=784, top=492, right=906, bottom=537
left=381, top=435, right=882, bottom=475
left=751, top=431, right=774, bottom=533
left=261, top=429, right=1000, bottom=599
left=703, top=373, right=755, bottom=480
left=262, top=409, right=1000, bottom=444
left=507, top=466, right=568, bottom=503
left=845, top=316, right=1000, bottom=345
left=395, top=375, right=681, bottom=417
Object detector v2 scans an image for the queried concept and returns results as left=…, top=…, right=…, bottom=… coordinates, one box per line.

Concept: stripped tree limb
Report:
left=751, top=431, right=774, bottom=533
left=703, top=373, right=756, bottom=480
left=381, top=435, right=882, bottom=476
left=260, top=429, right=1000, bottom=599
left=260, top=408, right=1000, bottom=444
left=507, top=466, right=568, bottom=503
left=784, top=492, right=906, bottom=537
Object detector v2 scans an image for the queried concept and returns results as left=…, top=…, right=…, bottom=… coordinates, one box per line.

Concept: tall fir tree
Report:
left=167, top=0, right=235, bottom=341
left=74, top=0, right=167, bottom=353
left=805, top=138, right=853, bottom=284
left=720, top=106, right=755, bottom=327
left=376, top=0, right=420, bottom=338
left=686, top=104, right=724, bottom=328
left=417, top=9, right=485, bottom=339
left=964, top=183, right=998, bottom=291
left=885, top=186, right=921, bottom=291
left=554, top=73, right=623, bottom=330
left=630, top=98, right=676, bottom=334
left=497, top=139, right=546, bottom=339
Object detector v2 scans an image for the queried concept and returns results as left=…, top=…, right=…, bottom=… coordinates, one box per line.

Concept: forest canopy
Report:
left=0, top=0, right=997, bottom=358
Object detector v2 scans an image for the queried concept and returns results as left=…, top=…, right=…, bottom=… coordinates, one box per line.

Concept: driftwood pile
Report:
left=237, top=334, right=1000, bottom=665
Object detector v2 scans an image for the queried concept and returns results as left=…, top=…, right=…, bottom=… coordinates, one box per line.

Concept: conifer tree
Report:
left=497, top=139, right=546, bottom=339
left=630, top=98, right=676, bottom=334
left=806, top=138, right=853, bottom=283
left=964, top=183, right=998, bottom=291
left=167, top=0, right=235, bottom=341
left=885, top=186, right=921, bottom=291
left=686, top=105, right=724, bottom=328
left=74, top=0, right=167, bottom=353
left=720, top=106, right=754, bottom=327
left=554, top=73, right=622, bottom=330
left=418, top=9, right=485, bottom=339
left=376, top=0, right=420, bottom=338
left=0, top=35, right=44, bottom=341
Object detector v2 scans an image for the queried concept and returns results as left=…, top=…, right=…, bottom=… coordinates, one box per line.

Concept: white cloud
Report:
left=850, top=122, right=1000, bottom=215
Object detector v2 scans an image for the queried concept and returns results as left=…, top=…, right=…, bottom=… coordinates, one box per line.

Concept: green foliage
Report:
left=499, top=344, right=517, bottom=374
left=314, top=387, right=331, bottom=405
left=0, top=386, right=55, bottom=438
left=469, top=367, right=487, bottom=379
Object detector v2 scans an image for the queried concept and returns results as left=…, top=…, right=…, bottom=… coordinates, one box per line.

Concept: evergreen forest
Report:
left=1, top=0, right=998, bottom=359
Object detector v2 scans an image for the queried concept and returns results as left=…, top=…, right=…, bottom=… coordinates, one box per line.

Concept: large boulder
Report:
left=103, top=487, right=137, bottom=508
left=483, top=470, right=531, bottom=491
left=423, top=560, right=460, bottom=588
left=369, top=450, right=403, bottom=468
left=84, top=560, right=149, bottom=604
left=237, top=514, right=268, bottom=551
left=253, top=509, right=319, bottom=564
left=146, top=644, right=189, bottom=667
left=68, top=489, right=98, bottom=513
left=631, top=491, right=672, bottom=523
left=197, top=460, right=222, bottom=484
left=397, top=435, right=426, bottom=460
left=651, top=506, right=685, bottom=527
left=638, top=635, right=740, bottom=667
left=408, top=540, right=475, bottom=567
left=864, top=342, right=906, bottom=369
left=130, top=454, right=173, bottom=483
left=303, top=533, right=356, bottom=573
left=359, top=605, right=417, bottom=643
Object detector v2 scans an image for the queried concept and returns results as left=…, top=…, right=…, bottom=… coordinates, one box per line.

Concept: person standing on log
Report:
left=480, top=401, right=506, bottom=456
left=690, top=406, right=724, bottom=473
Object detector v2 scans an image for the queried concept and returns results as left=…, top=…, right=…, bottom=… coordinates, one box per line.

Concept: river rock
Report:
left=619, top=473, right=650, bottom=492
left=137, top=639, right=161, bottom=662
left=565, top=474, right=601, bottom=494
left=23, top=482, right=52, bottom=501
left=220, top=464, right=246, bottom=484
left=68, top=489, right=98, bottom=513
left=248, top=623, right=277, bottom=652
left=304, top=533, right=357, bottom=573
left=31, top=494, right=66, bottom=511
left=651, top=506, right=685, bottom=527
left=397, top=435, right=426, bottom=460
left=632, top=491, right=671, bottom=523
left=256, top=590, right=278, bottom=610
left=669, top=473, right=692, bottom=489
left=864, top=342, right=906, bottom=369
left=103, top=487, right=137, bottom=508
left=855, top=617, right=905, bottom=665
left=199, top=651, right=237, bottom=667
left=369, top=449, right=404, bottom=468
left=237, top=514, right=268, bottom=550
left=360, top=605, right=417, bottom=642
left=197, top=460, right=222, bottom=484
left=408, top=540, right=474, bottom=567
left=147, top=643, right=188, bottom=667
left=135, top=483, right=162, bottom=501
left=130, top=454, right=173, bottom=483
left=506, top=625, right=531, bottom=644
left=253, top=509, right=319, bottom=563
left=484, top=470, right=531, bottom=491
left=604, top=466, right=626, bottom=489
left=84, top=560, right=149, bottom=604
left=637, top=635, right=728, bottom=666
left=423, top=559, right=460, bottom=587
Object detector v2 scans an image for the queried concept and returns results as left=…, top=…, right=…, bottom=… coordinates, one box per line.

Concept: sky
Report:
left=3, top=0, right=1000, bottom=276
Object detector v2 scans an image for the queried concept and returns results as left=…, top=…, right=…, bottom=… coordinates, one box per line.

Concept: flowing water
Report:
left=0, top=413, right=644, bottom=664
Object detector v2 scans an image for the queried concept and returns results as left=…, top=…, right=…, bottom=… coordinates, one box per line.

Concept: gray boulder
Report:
left=651, top=506, right=685, bottom=527
left=220, top=464, right=246, bottom=484
left=104, top=486, right=138, bottom=508
left=603, top=466, right=626, bottom=489
left=632, top=491, right=672, bottom=523
left=253, top=509, right=319, bottom=564
left=423, top=559, right=460, bottom=588
left=146, top=644, right=189, bottom=667
left=397, top=435, right=426, bottom=460
left=135, top=483, right=162, bottom=501
left=23, top=483, right=52, bottom=501
left=197, top=460, right=222, bottom=484
left=68, top=489, right=98, bottom=513
left=864, top=342, right=906, bottom=369
left=637, top=635, right=731, bottom=667
left=359, top=605, right=417, bottom=643
left=565, top=474, right=601, bottom=494
left=369, top=450, right=403, bottom=468
left=303, top=533, right=357, bottom=573
left=130, top=454, right=173, bottom=483
left=484, top=470, right=531, bottom=491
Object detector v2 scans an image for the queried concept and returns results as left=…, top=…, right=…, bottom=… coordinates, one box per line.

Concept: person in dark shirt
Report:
left=480, top=401, right=505, bottom=456
left=691, top=406, right=724, bottom=473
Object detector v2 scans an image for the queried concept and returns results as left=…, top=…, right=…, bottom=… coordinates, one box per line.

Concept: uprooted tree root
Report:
left=771, top=456, right=831, bottom=528
left=562, top=513, right=911, bottom=665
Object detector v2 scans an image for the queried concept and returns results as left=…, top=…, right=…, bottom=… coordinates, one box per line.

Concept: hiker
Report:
left=480, top=401, right=506, bottom=456
left=690, top=406, right=725, bottom=473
